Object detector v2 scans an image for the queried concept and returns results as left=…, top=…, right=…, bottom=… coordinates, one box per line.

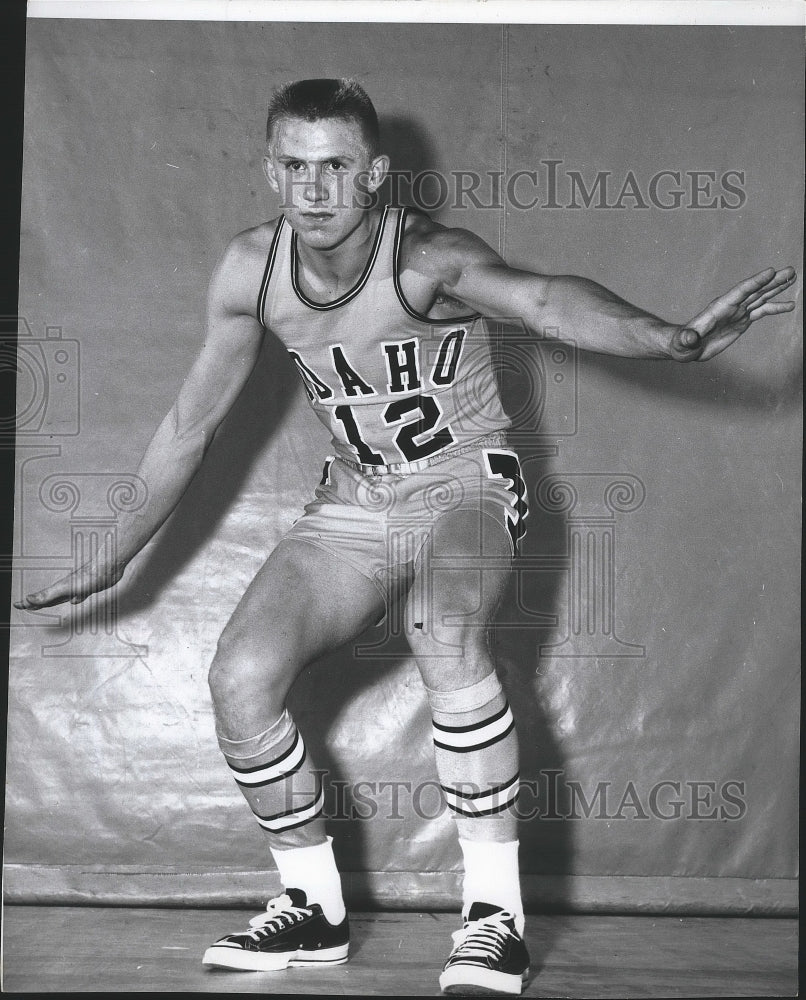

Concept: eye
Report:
left=286, top=160, right=305, bottom=172
left=326, top=160, right=346, bottom=172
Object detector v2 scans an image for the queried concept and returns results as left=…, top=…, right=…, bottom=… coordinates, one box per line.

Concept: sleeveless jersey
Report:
left=257, top=205, right=510, bottom=467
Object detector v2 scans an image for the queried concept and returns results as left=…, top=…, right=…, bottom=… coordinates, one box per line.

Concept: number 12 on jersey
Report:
left=334, top=395, right=456, bottom=466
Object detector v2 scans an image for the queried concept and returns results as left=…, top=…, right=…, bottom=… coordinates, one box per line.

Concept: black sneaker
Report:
left=202, top=888, right=349, bottom=972
left=439, top=902, right=529, bottom=995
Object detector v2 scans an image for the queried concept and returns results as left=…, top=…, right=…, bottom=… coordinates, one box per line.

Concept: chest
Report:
left=283, top=312, right=471, bottom=404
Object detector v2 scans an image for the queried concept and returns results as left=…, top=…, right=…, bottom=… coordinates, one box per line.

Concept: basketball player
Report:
left=15, top=80, right=796, bottom=995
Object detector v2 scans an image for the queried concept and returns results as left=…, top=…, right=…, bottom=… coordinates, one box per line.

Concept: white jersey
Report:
left=257, top=205, right=510, bottom=466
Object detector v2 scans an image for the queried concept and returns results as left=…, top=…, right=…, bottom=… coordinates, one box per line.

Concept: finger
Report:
left=747, top=300, right=796, bottom=321
left=670, top=326, right=703, bottom=360
left=744, top=281, right=792, bottom=312
left=13, top=592, right=57, bottom=611
left=714, top=268, right=777, bottom=308
left=745, top=272, right=797, bottom=309
left=677, top=328, right=701, bottom=351
left=13, top=590, right=48, bottom=610
left=14, top=579, right=81, bottom=609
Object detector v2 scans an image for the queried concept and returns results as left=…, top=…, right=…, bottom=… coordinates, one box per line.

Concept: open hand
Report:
left=14, top=560, right=125, bottom=611
left=671, top=266, right=796, bottom=361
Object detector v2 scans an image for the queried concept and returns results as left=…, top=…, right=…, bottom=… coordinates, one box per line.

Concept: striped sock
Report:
left=427, top=673, right=521, bottom=839
left=217, top=710, right=326, bottom=850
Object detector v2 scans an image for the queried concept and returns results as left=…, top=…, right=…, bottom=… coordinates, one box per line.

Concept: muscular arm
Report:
left=15, top=232, right=268, bottom=609
left=421, top=224, right=796, bottom=361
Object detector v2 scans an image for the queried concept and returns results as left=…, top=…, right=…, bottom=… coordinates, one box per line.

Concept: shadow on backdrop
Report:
left=376, top=114, right=440, bottom=213
left=583, top=338, right=802, bottom=414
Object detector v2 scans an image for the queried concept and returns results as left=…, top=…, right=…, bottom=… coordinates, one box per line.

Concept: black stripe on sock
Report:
left=446, top=798, right=517, bottom=817
left=439, top=771, right=520, bottom=801
left=256, top=789, right=322, bottom=824
left=233, top=748, right=307, bottom=789
left=433, top=718, right=515, bottom=754
left=432, top=701, right=510, bottom=735
left=226, top=730, right=301, bottom=775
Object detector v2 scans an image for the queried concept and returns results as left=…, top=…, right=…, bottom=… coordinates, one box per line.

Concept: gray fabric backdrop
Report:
left=7, top=18, right=802, bottom=913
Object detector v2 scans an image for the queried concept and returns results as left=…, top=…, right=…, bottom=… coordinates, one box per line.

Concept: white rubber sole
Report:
left=439, top=963, right=528, bottom=995
left=202, top=942, right=349, bottom=972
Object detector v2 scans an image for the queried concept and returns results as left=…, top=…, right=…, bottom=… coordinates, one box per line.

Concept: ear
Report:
left=262, top=155, right=280, bottom=193
left=365, top=154, right=390, bottom=192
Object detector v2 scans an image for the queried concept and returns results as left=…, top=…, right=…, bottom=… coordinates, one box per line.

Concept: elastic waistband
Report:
left=335, top=431, right=509, bottom=478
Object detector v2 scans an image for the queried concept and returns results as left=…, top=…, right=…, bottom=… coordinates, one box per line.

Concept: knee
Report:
left=404, top=598, right=490, bottom=660
left=207, top=621, right=284, bottom=713
left=207, top=629, right=246, bottom=708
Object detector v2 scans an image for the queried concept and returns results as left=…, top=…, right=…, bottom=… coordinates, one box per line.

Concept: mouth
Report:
left=300, top=211, right=334, bottom=221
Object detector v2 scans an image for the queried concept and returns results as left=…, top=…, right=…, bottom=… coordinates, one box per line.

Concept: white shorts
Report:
left=282, top=436, right=528, bottom=603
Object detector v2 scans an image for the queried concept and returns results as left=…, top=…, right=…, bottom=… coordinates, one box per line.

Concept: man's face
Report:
left=263, top=116, right=387, bottom=250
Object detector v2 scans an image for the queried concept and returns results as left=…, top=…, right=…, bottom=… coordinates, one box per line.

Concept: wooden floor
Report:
left=1, top=906, right=798, bottom=996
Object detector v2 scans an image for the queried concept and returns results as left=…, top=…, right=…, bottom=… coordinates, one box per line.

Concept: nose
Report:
left=302, top=166, right=327, bottom=204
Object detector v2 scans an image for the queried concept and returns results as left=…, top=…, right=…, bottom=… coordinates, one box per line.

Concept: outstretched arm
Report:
left=436, top=228, right=796, bottom=360
left=15, top=234, right=266, bottom=610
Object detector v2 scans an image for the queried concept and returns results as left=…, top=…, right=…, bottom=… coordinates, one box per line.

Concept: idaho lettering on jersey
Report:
left=429, top=328, right=466, bottom=386
left=288, top=329, right=467, bottom=402
left=330, top=344, right=376, bottom=397
left=288, top=350, right=333, bottom=402
left=383, top=339, right=422, bottom=393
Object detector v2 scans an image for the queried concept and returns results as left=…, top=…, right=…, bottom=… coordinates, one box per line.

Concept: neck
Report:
left=295, top=210, right=382, bottom=285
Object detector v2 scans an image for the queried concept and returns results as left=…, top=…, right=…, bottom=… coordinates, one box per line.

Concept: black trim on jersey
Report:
left=392, top=206, right=481, bottom=326
left=256, top=217, right=285, bottom=327
left=291, top=205, right=389, bottom=311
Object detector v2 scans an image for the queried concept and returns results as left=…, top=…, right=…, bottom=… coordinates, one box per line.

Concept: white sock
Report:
left=270, top=836, right=346, bottom=925
left=459, top=837, right=524, bottom=935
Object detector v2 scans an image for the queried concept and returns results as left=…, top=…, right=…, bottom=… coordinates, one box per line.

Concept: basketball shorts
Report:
left=281, top=434, right=529, bottom=604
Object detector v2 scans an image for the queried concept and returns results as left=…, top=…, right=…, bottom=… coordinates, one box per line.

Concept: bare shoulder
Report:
left=210, top=217, right=282, bottom=314
left=399, top=210, right=504, bottom=289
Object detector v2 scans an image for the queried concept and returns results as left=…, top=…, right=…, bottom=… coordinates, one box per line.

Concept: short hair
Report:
left=265, top=78, right=380, bottom=156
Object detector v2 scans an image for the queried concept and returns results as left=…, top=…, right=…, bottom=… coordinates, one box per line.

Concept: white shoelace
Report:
left=449, top=910, right=516, bottom=962
left=242, top=894, right=313, bottom=941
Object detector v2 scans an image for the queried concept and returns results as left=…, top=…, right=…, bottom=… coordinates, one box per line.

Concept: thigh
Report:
left=216, top=536, right=386, bottom=700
